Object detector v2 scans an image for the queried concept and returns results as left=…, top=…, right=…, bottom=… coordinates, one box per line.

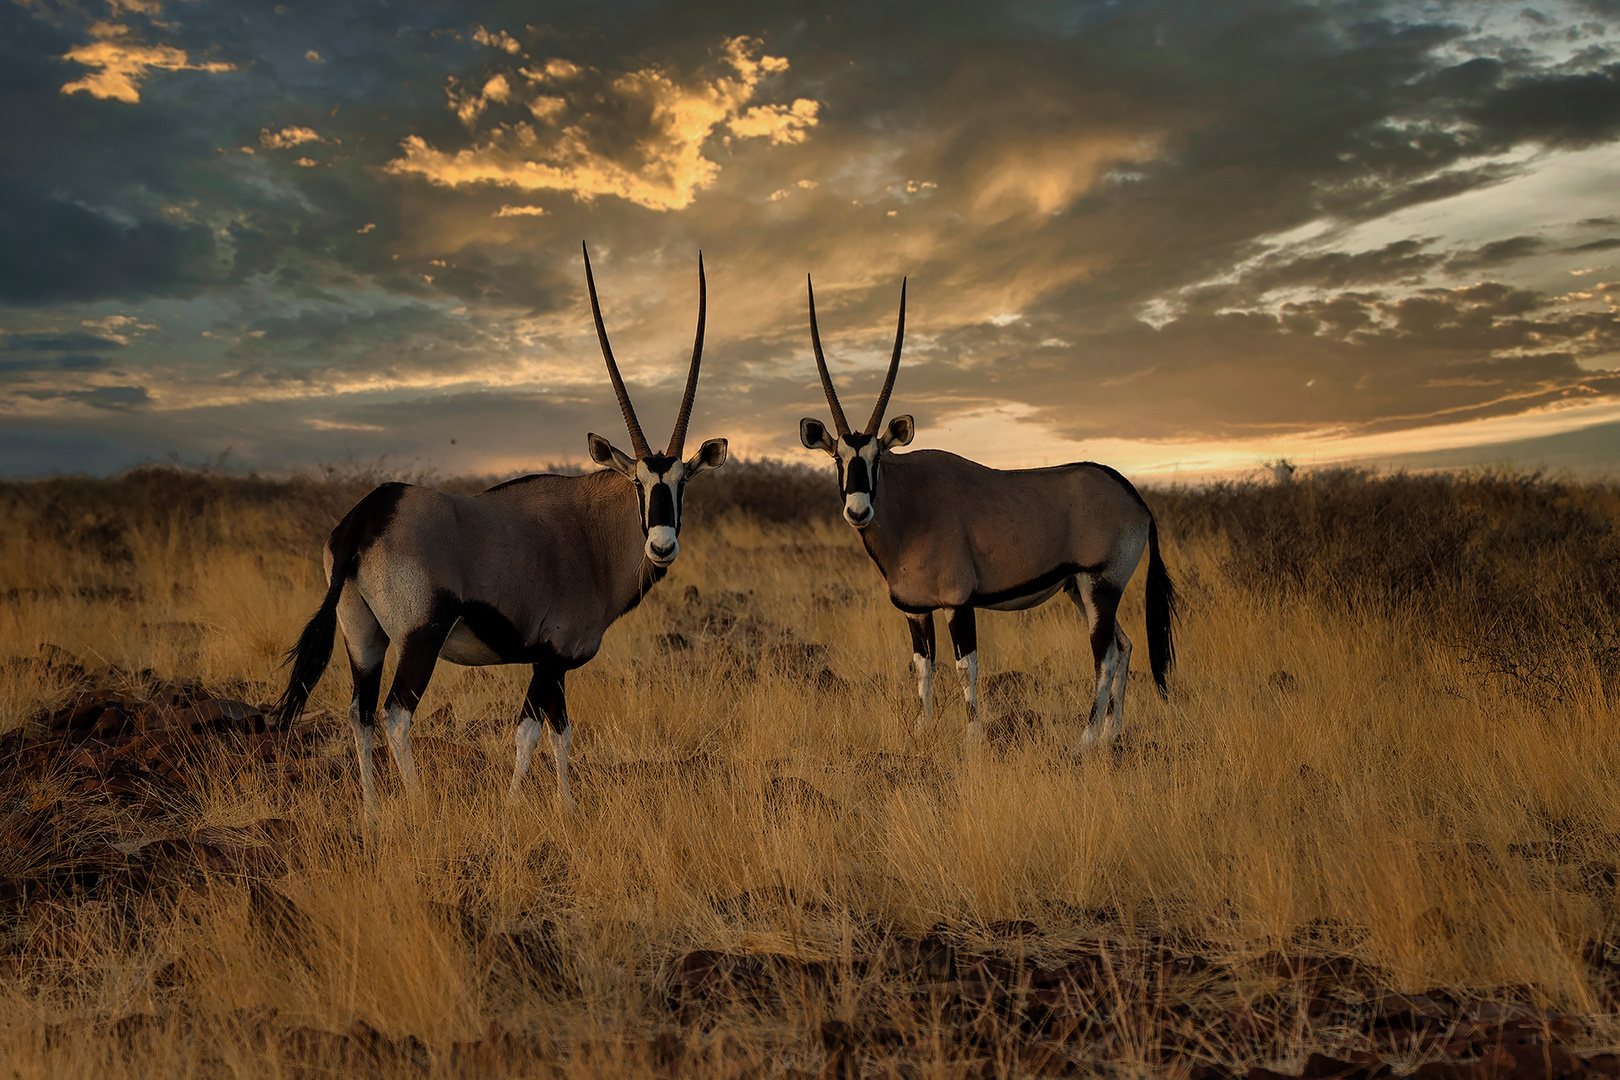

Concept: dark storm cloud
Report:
left=0, top=174, right=215, bottom=304
left=1468, top=64, right=1620, bottom=148
left=21, top=384, right=151, bottom=411
left=3, top=333, right=123, bottom=352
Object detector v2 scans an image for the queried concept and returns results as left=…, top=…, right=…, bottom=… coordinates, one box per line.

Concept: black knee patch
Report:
left=907, top=613, right=936, bottom=663
left=524, top=665, right=569, bottom=735
left=348, top=656, right=384, bottom=727
left=1088, top=582, right=1123, bottom=670
left=947, top=607, right=977, bottom=661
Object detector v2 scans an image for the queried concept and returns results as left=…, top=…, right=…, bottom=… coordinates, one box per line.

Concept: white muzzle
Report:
left=645, top=525, right=679, bottom=565
left=843, top=493, right=873, bottom=529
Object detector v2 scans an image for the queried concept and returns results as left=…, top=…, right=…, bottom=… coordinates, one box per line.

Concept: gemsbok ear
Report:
left=687, top=438, right=728, bottom=475
left=587, top=432, right=636, bottom=477
left=800, top=418, right=836, bottom=453
left=882, top=414, right=915, bottom=449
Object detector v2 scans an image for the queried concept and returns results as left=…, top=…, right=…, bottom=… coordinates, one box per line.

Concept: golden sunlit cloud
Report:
left=494, top=204, right=546, bottom=217
left=387, top=36, right=819, bottom=211
left=60, top=20, right=233, bottom=104
left=472, top=25, right=521, bottom=55
left=769, top=179, right=818, bottom=201
left=304, top=49, right=323, bottom=63
left=968, top=134, right=1160, bottom=222
left=259, top=126, right=327, bottom=149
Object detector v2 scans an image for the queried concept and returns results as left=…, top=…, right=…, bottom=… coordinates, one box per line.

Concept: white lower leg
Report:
left=351, top=715, right=380, bottom=817
left=382, top=705, right=421, bottom=799
left=509, top=717, right=544, bottom=805
left=914, top=652, right=934, bottom=731
left=549, top=723, right=576, bottom=811
left=957, top=650, right=980, bottom=740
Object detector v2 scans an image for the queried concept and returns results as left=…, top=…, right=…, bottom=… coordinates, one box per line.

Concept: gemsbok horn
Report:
left=798, top=276, right=1176, bottom=749
left=273, top=245, right=728, bottom=816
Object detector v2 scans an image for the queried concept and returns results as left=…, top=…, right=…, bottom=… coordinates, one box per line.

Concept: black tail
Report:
left=273, top=548, right=358, bottom=727
left=1145, top=517, right=1177, bottom=696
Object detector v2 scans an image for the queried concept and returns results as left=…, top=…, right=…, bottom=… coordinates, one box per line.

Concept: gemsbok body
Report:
left=798, top=278, right=1176, bottom=749
left=274, top=247, right=728, bottom=816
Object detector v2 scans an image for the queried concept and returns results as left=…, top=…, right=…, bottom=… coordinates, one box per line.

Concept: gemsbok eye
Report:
left=273, top=244, right=727, bottom=820
left=797, top=274, right=1178, bottom=751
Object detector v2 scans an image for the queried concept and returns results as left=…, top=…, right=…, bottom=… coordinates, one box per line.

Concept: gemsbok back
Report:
left=797, top=277, right=1176, bottom=750
left=273, top=246, right=728, bottom=816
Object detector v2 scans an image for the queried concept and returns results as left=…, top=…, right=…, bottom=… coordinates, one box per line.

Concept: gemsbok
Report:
left=797, top=277, right=1176, bottom=749
left=273, top=245, right=728, bottom=816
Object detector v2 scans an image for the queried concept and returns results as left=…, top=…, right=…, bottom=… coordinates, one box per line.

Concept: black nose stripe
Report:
left=647, top=482, right=676, bottom=529
left=845, top=457, right=870, bottom=494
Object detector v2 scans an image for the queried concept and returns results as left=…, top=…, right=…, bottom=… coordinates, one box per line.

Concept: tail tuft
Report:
left=1145, top=518, right=1178, bottom=696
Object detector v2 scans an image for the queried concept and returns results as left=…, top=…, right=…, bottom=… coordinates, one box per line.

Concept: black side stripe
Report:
left=970, top=562, right=1094, bottom=608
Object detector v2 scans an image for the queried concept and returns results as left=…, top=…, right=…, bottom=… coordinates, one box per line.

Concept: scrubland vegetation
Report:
left=2, top=462, right=1620, bottom=1078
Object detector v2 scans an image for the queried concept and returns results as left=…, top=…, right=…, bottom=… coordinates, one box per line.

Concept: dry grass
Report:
left=2, top=465, right=1619, bottom=1078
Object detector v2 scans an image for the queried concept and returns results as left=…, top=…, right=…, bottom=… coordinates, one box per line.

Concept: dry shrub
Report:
left=1158, top=469, right=1620, bottom=702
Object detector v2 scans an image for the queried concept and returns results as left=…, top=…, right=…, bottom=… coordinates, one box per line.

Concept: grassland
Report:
left=2, top=463, right=1619, bottom=1079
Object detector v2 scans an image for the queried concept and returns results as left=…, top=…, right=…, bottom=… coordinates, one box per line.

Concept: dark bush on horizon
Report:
left=1154, top=469, right=1620, bottom=700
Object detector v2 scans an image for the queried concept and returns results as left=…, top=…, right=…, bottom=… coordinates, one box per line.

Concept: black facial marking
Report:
left=907, top=611, right=936, bottom=663
left=845, top=455, right=870, bottom=494
left=647, top=482, right=676, bottom=529
left=843, top=432, right=875, bottom=450
left=971, top=563, right=1095, bottom=608
left=947, top=607, right=977, bottom=661
left=642, top=453, right=678, bottom=473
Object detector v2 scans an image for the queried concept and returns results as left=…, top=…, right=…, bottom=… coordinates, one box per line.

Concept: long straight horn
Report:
left=865, top=277, right=906, bottom=435
left=583, top=242, right=651, bottom=459
left=666, top=252, right=705, bottom=458
left=807, top=275, right=851, bottom=437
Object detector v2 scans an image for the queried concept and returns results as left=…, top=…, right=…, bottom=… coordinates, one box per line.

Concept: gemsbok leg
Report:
left=907, top=612, right=937, bottom=731
left=946, top=606, right=981, bottom=739
left=510, top=664, right=576, bottom=811
left=339, top=587, right=389, bottom=818
left=1105, top=624, right=1132, bottom=742
left=1072, top=576, right=1126, bottom=752
left=379, top=622, right=453, bottom=803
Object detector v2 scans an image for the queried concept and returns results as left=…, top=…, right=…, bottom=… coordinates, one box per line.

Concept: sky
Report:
left=4, top=0, right=1620, bottom=480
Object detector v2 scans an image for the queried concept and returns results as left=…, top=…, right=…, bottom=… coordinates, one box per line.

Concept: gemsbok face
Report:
left=798, top=278, right=915, bottom=529
left=582, top=250, right=726, bottom=565
left=798, top=274, right=1177, bottom=754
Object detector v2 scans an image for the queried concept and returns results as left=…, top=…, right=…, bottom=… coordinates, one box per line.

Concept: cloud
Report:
left=3, top=332, right=125, bottom=352
left=60, top=19, right=232, bottom=104
left=259, top=126, right=329, bottom=149
left=0, top=175, right=213, bottom=303
left=386, top=36, right=819, bottom=211
left=493, top=204, right=545, bottom=217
